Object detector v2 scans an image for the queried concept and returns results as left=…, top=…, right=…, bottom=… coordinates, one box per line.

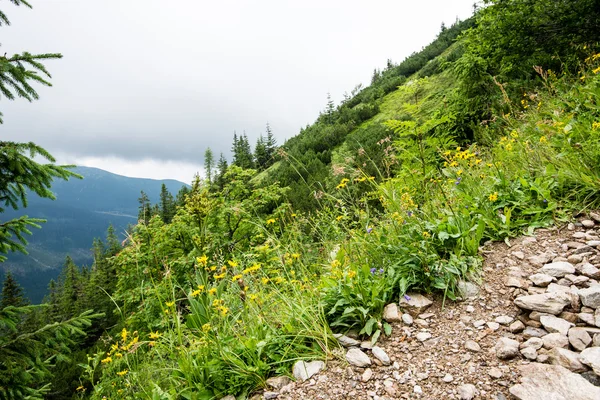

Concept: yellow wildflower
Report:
left=592, top=122, right=600, bottom=130
left=232, top=274, right=243, bottom=281
left=449, top=161, right=458, bottom=167
left=291, top=213, right=297, bottom=217
left=101, top=356, right=112, bottom=364
left=422, top=231, right=430, bottom=238
left=266, top=218, right=276, bottom=225
left=191, top=289, right=202, bottom=297
left=117, top=369, right=128, bottom=376
left=210, top=265, right=217, bottom=271
left=196, top=255, right=208, bottom=266
left=331, top=260, right=341, bottom=268
left=539, top=136, right=547, bottom=143
left=242, top=264, right=261, bottom=274
left=165, top=301, right=175, bottom=307
left=149, top=331, right=161, bottom=340
left=489, top=192, right=498, bottom=202
left=261, top=277, right=270, bottom=285
left=76, top=386, right=85, bottom=392
left=347, top=270, right=357, bottom=279
left=214, top=272, right=226, bottom=280
left=202, top=323, right=211, bottom=332
left=197, top=284, right=205, bottom=291
left=291, top=253, right=300, bottom=260
left=219, top=306, right=229, bottom=316
left=115, top=352, right=123, bottom=358
left=227, top=260, right=238, bottom=268
left=121, top=328, right=128, bottom=343
left=336, top=215, right=343, bottom=221
left=208, top=288, right=217, bottom=295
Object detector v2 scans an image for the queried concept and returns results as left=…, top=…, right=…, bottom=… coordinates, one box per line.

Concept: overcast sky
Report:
left=2, top=0, right=476, bottom=183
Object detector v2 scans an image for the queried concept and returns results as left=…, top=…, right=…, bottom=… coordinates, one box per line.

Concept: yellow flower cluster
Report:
left=489, top=192, right=498, bottom=202
left=242, top=264, right=261, bottom=274
left=336, top=178, right=350, bottom=189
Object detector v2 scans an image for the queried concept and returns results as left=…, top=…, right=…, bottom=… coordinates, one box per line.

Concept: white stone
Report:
left=399, top=293, right=433, bottom=316
left=334, top=334, right=360, bottom=347
left=580, top=347, right=600, bottom=376
left=581, top=263, right=600, bottom=279
left=464, top=340, right=481, bottom=352
left=540, top=262, right=576, bottom=277
left=542, top=332, right=569, bottom=349
left=509, top=363, right=600, bottom=400
left=458, top=384, right=478, bottom=400
left=487, top=321, right=500, bottom=331
left=361, top=368, right=373, bottom=382
left=521, top=337, right=544, bottom=350
left=457, top=280, right=479, bottom=298
left=529, top=273, right=555, bottom=287
left=415, top=332, right=432, bottom=342
left=382, top=303, right=402, bottom=322
left=401, top=313, right=414, bottom=326
left=442, top=373, right=454, bottom=383
left=549, top=348, right=588, bottom=373
left=514, top=292, right=571, bottom=315
left=371, top=346, right=390, bottom=365
left=569, top=327, right=592, bottom=351
left=345, top=348, right=371, bottom=367
left=495, top=337, right=520, bottom=359
left=495, top=315, right=514, bottom=325
left=292, top=360, right=325, bottom=381
left=582, top=220, right=596, bottom=228
left=579, top=286, right=600, bottom=309
left=520, top=347, right=538, bottom=360
left=539, top=315, right=574, bottom=336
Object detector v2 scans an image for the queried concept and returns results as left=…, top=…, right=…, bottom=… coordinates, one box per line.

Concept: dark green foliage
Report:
left=215, top=152, right=229, bottom=190
left=1, top=271, right=28, bottom=308
left=232, top=132, right=255, bottom=169
left=159, top=183, right=175, bottom=223
left=138, top=190, right=151, bottom=224
left=0, top=142, right=81, bottom=262
left=204, top=147, right=215, bottom=183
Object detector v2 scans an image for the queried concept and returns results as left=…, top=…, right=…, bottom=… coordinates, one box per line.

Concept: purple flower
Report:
left=407, top=211, right=413, bottom=217
left=370, top=267, right=377, bottom=274
left=379, top=268, right=384, bottom=274
left=455, top=177, right=462, bottom=185
left=543, top=199, right=547, bottom=203
left=404, top=294, right=411, bottom=301
left=366, top=226, right=373, bottom=234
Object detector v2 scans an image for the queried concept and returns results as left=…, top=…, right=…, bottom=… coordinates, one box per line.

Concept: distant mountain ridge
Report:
left=1, top=166, right=189, bottom=303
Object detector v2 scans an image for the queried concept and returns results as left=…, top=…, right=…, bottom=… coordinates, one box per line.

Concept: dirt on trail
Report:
left=258, top=220, right=599, bottom=400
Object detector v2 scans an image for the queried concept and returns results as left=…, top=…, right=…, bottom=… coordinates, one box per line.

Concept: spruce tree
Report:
left=254, top=135, right=268, bottom=171
left=265, top=122, right=277, bottom=165
left=137, top=190, right=151, bottom=224
left=215, top=153, right=229, bottom=190
left=204, top=147, right=214, bottom=183
left=159, top=183, right=175, bottom=223
left=0, top=271, right=28, bottom=308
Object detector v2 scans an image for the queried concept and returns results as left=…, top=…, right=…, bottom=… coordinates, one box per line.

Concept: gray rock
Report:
left=416, top=332, right=432, bottom=342
left=495, top=337, right=520, bottom=359
left=442, top=373, right=454, bottom=383
left=581, top=371, right=600, bottom=386
left=458, top=384, right=478, bottom=400
left=371, top=346, right=390, bottom=365
left=399, top=293, right=433, bottom=316
left=514, top=292, right=571, bottom=315
left=580, top=347, right=600, bottom=375
left=582, top=220, right=596, bottom=228
left=495, top=315, right=514, bottom=325
left=540, top=262, right=576, bottom=277
left=520, top=347, right=538, bottom=360
left=529, top=273, right=555, bottom=287
left=263, top=391, right=279, bottom=399
left=465, top=340, right=481, bottom=352
left=382, top=303, right=402, bottom=322
left=569, top=327, right=592, bottom=351
left=487, top=321, right=500, bottom=331
left=529, top=254, right=553, bottom=268
left=565, top=273, right=590, bottom=285
left=580, top=286, right=600, bottom=309
left=529, top=311, right=551, bottom=321
left=458, top=280, right=479, bottom=298
left=521, top=337, right=544, bottom=350
left=505, top=276, right=527, bottom=288
left=292, top=360, right=325, bottom=381
left=266, top=376, right=292, bottom=390
left=488, top=367, right=503, bottom=379
left=510, top=320, right=526, bottom=333
left=580, top=312, right=596, bottom=325
left=401, top=313, right=414, bottom=326
left=581, top=264, right=600, bottom=279
left=542, top=332, right=569, bottom=349
left=345, top=348, right=371, bottom=367
left=361, top=368, right=373, bottom=382
left=523, top=327, right=549, bottom=338
left=509, top=363, right=600, bottom=400
left=590, top=212, right=600, bottom=223
left=549, top=347, right=588, bottom=372
left=334, top=334, right=360, bottom=347
left=539, top=315, right=574, bottom=336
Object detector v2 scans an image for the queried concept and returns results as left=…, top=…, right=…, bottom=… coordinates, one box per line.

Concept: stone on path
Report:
left=371, top=346, right=390, bottom=365
left=520, top=347, right=537, bottom=360
left=333, top=334, right=360, bottom=347
left=415, top=332, right=432, bottom=342
left=361, top=368, right=373, bottom=382
left=464, top=340, right=481, bottom=353
left=580, top=347, right=600, bottom=376
left=292, top=360, right=325, bottom=382
left=509, top=363, right=600, bottom=400
left=495, top=337, right=520, bottom=359
left=529, top=273, right=554, bottom=287
left=458, top=384, right=478, bottom=400
left=495, top=315, right=514, bottom=325
left=514, top=292, right=571, bottom=315
left=539, top=315, right=574, bottom=336
left=402, top=313, right=414, bottom=326
left=579, top=286, right=600, bottom=309
left=542, top=332, right=569, bottom=349
left=382, top=303, right=402, bottom=322
left=457, top=280, right=479, bottom=298
left=266, top=376, right=292, bottom=390
left=399, top=293, right=433, bottom=316
left=510, top=320, right=526, bottom=333
left=345, top=348, right=371, bottom=367
left=568, top=327, right=592, bottom=351
left=549, top=347, right=588, bottom=373
left=540, top=262, right=575, bottom=278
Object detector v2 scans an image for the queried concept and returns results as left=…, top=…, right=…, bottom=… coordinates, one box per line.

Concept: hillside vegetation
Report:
left=2, top=0, right=600, bottom=399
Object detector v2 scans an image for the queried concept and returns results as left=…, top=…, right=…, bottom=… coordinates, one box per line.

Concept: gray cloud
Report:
left=1, top=0, right=475, bottom=172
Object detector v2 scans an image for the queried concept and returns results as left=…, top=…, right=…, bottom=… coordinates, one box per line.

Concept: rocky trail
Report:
left=239, top=214, right=600, bottom=400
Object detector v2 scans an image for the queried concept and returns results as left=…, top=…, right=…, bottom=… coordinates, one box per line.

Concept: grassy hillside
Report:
left=5, top=1, right=600, bottom=398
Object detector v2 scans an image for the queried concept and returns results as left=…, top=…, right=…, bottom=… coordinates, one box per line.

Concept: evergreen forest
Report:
left=2, top=0, right=600, bottom=398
